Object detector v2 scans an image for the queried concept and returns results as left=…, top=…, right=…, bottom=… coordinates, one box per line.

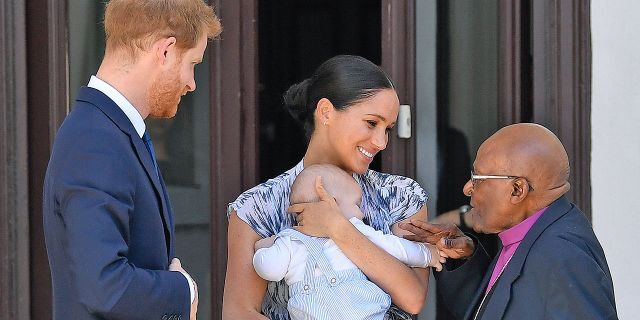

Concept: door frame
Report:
left=497, top=0, right=592, bottom=218
left=530, top=0, right=592, bottom=219
left=24, top=0, right=69, bottom=318
left=381, top=0, right=417, bottom=178
left=209, top=0, right=259, bottom=318
left=1, top=0, right=30, bottom=319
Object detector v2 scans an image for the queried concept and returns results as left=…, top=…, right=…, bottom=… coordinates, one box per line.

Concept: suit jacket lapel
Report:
left=76, top=87, right=173, bottom=255
left=157, top=168, right=176, bottom=258
left=480, top=196, right=573, bottom=319
left=130, top=137, right=173, bottom=250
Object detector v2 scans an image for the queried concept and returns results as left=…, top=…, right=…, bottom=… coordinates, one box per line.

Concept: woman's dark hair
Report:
left=283, top=55, right=395, bottom=139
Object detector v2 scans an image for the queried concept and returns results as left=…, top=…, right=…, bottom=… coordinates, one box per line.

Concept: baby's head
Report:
left=290, top=164, right=363, bottom=219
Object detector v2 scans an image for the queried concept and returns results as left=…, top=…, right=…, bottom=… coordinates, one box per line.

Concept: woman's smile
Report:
left=358, top=146, right=375, bottom=159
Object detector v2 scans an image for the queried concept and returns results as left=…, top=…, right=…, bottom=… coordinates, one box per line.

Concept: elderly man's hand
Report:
left=399, top=220, right=475, bottom=259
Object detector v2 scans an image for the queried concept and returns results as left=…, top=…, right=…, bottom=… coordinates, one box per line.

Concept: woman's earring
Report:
left=323, top=121, right=328, bottom=125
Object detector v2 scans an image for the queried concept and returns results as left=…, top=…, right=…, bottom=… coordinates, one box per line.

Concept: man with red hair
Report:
left=43, top=1, right=221, bottom=319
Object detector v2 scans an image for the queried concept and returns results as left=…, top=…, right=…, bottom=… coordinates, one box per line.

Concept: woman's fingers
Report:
left=398, top=222, right=428, bottom=236
left=314, top=176, right=335, bottom=204
left=408, top=220, right=449, bottom=234
left=287, top=203, right=304, bottom=213
left=402, top=234, right=423, bottom=242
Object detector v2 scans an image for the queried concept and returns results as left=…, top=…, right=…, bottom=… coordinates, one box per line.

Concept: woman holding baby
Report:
left=223, top=55, right=436, bottom=320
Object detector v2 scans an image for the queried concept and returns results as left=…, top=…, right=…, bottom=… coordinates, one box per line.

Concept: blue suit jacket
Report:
left=437, top=197, right=617, bottom=320
left=43, top=87, right=190, bottom=319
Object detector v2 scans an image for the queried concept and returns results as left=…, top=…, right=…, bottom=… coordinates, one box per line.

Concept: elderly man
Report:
left=401, top=123, right=617, bottom=320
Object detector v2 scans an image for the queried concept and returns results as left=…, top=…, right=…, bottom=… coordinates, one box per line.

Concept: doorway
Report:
left=257, top=0, right=382, bottom=181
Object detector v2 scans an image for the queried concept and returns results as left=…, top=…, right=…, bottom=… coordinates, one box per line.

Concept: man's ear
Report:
left=510, top=179, right=528, bottom=204
left=315, top=98, right=335, bottom=125
left=155, top=37, right=177, bottom=65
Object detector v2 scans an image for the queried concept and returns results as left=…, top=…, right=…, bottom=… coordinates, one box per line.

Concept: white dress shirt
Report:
left=253, top=217, right=433, bottom=284
left=88, top=76, right=146, bottom=137
left=87, top=76, right=196, bottom=303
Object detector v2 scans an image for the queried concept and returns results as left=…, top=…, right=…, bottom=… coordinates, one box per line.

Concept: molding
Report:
left=26, top=0, right=69, bottom=317
left=497, top=0, right=523, bottom=125
left=496, top=0, right=592, bottom=219
left=48, top=0, right=69, bottom=141
left=0, top=0, right=31, bottom=318
left=531, top=0, right=592, bottom=219
left=381, top=0, right=417, bottom=178
left=209, top=0, right=258, bottom=318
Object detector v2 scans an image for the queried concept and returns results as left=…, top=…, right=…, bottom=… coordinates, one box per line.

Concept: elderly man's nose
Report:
left=463, top=180, right=473, bottom=197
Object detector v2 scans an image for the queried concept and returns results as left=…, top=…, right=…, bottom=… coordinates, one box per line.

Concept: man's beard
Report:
left=147, top=67, right=183, bottom=118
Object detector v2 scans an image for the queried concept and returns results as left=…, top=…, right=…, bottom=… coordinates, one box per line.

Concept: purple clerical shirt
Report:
left=485, top=207, right=548, bottom=293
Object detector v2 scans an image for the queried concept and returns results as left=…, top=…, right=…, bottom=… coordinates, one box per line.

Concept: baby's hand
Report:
left=426, top=243, right=446, bottom=272
left=254, top=236, right=276, bottom=251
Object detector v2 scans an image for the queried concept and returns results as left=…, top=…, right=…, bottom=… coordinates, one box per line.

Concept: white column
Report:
left=591, top=1, right=640, bottom=319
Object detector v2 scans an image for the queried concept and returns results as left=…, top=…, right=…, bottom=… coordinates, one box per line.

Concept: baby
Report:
left=253, top=164, right=444, bottom=320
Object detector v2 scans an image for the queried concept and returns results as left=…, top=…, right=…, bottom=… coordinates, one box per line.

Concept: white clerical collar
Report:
left=87, top=75, right=146, bottom=138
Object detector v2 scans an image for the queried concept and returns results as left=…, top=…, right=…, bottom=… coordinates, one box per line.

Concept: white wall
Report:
left=591, top=1, right=640, bottom=318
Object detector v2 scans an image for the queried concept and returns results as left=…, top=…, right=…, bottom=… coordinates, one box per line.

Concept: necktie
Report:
left=142, top=131, right=160, bottom=178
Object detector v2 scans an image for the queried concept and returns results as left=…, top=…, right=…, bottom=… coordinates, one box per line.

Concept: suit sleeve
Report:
left=253, top=237, right=292, bottom=282
left=434, top=234, right=492, bottom=320
left=56, top=131, right=190, bottom=319
left=540, top=237, right=618, bottom=320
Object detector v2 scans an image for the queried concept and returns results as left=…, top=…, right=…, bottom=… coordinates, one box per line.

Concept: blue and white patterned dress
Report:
left=228, top=160, right=428, bottom=320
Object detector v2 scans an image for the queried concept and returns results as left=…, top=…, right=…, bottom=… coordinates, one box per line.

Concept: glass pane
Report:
left=68, top=1, right=105, bottom=102
left=68, top=2, right=212, bottom=319
left=436, top=0, right=499, bottom=214
left=415, top=2, right=501, bottom=319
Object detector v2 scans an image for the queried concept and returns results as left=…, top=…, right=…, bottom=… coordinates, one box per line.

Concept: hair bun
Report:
left=283, top=78, right=311, bottom=125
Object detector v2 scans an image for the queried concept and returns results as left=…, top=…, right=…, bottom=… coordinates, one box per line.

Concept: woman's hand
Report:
left=423, top=243, right=446, bottom=272
left=290, top=177, right=430, bottom=314
left=288, top=176, right=349, bottom=238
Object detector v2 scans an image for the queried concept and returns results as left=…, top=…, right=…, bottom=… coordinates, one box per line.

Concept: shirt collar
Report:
left=498, top=206, right=548, bottom=247
left=87, top=75, right=146, bottom=138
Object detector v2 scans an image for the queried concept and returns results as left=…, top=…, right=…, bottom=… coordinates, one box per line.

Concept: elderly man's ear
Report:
left=510, top=179, right=529, bottom=203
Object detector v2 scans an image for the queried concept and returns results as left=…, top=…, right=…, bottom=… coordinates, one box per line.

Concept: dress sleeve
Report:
left=227, top=178, right=296, bottom=238
left=376, top=173, right=429, bottom=224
